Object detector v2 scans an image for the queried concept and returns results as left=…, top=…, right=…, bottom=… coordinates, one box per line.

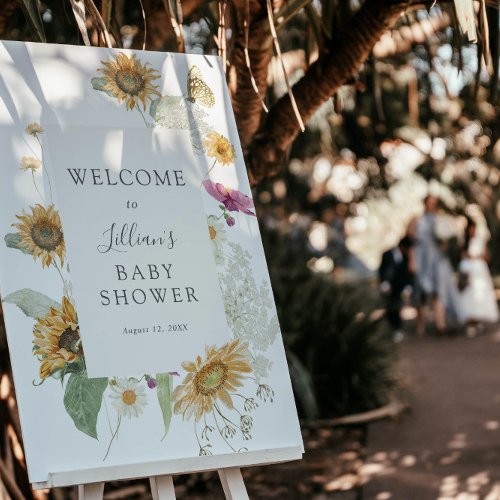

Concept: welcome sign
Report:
left=45, top=126, right=230, bottom=377
left=0, top=41, right=302, bottom=487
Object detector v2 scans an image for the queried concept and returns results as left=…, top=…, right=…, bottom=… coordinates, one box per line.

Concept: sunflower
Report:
left=109, top=378, right=148, bottom=418
left=97, top=52, right=160, bottom=111
left=203, top=133, right=235, bottom=165
left=173, top=339, right=252, bottom=421
left=13, top=205, right=65, bottom=268
left=33, top=297, right=82, bottom=379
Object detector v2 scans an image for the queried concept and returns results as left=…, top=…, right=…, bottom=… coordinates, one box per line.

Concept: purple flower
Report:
left=202, top=180, right=256, bottom=216
left=168, top=371, right=180, bottom=377
left=147, top=378, right=157, bottom=389
left=226, top=216, right=236, bottom=227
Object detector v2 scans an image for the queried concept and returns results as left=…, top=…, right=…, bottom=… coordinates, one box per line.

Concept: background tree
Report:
left=0, top=1, right=498, bottom=498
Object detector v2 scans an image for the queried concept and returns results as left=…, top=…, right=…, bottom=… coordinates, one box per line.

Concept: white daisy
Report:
left=20, top=156, right=41, bottom=172
left=109, top=378, right=148, bottom=418
left=25, top=122, right=44, bottom=136
left=207, top=215, right=227, bottom=265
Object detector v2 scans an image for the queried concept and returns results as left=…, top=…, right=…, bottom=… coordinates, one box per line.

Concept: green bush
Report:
left=261, top=225, right=396, bottom=418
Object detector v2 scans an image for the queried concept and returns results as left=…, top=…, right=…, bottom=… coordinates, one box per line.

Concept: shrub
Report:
left=262, top=224, right=396, bottom=418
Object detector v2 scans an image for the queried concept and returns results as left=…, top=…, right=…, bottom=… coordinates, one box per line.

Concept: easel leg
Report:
left=149, top=475, right=176, bottom=500
left=218, top=468, right=249, bottom=500
left=78, top=482, right=104, bottom=500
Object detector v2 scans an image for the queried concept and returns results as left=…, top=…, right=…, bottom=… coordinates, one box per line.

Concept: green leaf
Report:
left=91, top=77, right=115, bottom=97
left=156, top=373, right=173, bottom=439
left=4, top=233, right=31, bottom=255
left=63, top=373, right=108, bottom=439
left=54, top=359, right=86, bottom=386
left=287, top=349, right=319, bottom=420
left=3, top=289, right=60, bottom=319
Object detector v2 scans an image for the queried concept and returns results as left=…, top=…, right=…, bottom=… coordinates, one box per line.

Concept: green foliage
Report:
left=286, top=349, right=319, bottom=420
left=156, top=373, right=173, bottom=439
left=262, top=226, right=396, bottom=418
left=4, top=233, right=31, bottom=255
left=3, top=289, right=60, bottom=319
left=63, top=373, right=108, bottom=439
left=90, top=77, right=115, bottom=97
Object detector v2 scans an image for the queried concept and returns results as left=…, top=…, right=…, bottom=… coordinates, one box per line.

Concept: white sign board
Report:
left=0, top=41, right=302, bottom=487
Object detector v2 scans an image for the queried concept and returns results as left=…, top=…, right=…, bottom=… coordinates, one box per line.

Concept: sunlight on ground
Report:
left=484, top=421, right=499, bottom=430
left=437, top=471, right=496, bottom=499
left=365, top=448, right=500, bottom=500
left=376, top=492, right=393, bottom=499
left=447, top=433, right=468, bottom=450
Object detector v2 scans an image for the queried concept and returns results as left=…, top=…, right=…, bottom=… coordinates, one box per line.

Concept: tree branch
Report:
left=229, top=0, right=274, bottom=147
left=246, top=0, right=409, bottom=183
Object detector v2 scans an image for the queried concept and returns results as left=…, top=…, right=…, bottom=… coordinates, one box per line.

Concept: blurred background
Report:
left=0, top=0, right=499, bottom=498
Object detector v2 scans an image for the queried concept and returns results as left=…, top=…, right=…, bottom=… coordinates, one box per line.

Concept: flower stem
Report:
left=195, top=420, right=202, bottom=449
left=214, top=403, right=239, bottom=429
left=200, top=159, right=217, bottom=188
left=103, top=414, right=121, bottom=461
left=213, top=411, right=237, bottom=453
left=52, top=261, right=65, bottom=287
left=137, top=107, right=149, bottom=127
left=36, top=135, right=54, bottom=204
left=103, top=397, right=113, bottom=436
left=31, top=170, right=45, bottom=203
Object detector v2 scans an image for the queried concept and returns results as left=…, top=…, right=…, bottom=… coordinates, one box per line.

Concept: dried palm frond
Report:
left=218, top=0, right=228, bottom=70
left=18, top=0, right=45, bottom=42
left=453, top=0, right=477, bottom=41
left=69, top=0, right=91, bottom=46
left=243, top=0, right=269, bottom=111
left=266, top=0, right=305, bottom=132
left=161, top=0, right=185, bottom=52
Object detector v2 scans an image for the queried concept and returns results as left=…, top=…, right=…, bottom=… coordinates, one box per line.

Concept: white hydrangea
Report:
left=218, top=242, right=280, bottom=353
left=252, top=354, right=273, bottom=382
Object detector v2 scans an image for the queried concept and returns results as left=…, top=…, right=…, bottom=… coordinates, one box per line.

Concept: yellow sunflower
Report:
left=203, top=133, right=235, bottom=165
left=173, top=339, right=252, bottom=421
left=13, top=204, right=65, bottom=268
left=33, top=297, right=82, bottom=379
left=98, top=52, right=161, bottom=111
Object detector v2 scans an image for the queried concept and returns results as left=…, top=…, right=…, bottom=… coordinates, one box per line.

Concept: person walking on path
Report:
left=379, top=236, right=414, bottom=342
left=410, top=195, right=446, bottom=335
left=458, top=218, right=499, bottom=334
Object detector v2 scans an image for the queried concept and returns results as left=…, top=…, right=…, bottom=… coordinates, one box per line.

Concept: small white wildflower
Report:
left=25, top=122, right=44, bottom=136
left=20, top=156, right=41, bottom=172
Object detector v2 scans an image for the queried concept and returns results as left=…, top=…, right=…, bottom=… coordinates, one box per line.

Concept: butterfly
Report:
left=187, top=65, right=215, bottom=108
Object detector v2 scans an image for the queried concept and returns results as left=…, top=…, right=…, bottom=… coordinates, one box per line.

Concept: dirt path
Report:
left=363, top=328, right=500, bottom=500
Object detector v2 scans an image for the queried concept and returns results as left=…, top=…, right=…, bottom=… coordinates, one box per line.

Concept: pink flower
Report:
left=202, top=180, right=256, bottom=216
left=226, top=216, right=235, bottom=227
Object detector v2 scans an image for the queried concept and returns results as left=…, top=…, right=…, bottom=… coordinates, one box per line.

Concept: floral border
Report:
left=3, top=52, right=279, bottom=460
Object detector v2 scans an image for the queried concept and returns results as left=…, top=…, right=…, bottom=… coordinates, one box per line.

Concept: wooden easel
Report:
left=78, top=468, right=249, bottom=499
left=38, top=446, right=302, bottom=500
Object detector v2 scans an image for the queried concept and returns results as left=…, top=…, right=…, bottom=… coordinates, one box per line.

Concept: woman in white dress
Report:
left=458, top=220, right=499, bottom=326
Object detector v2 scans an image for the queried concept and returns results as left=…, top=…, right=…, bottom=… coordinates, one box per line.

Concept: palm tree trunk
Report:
left=229, top=0, right=274, bottom=147
left=246, top=0, right=407, bottom=183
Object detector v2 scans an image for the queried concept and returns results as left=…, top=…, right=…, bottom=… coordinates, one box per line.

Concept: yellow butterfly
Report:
left=187, top=65, right=215, bottom=108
